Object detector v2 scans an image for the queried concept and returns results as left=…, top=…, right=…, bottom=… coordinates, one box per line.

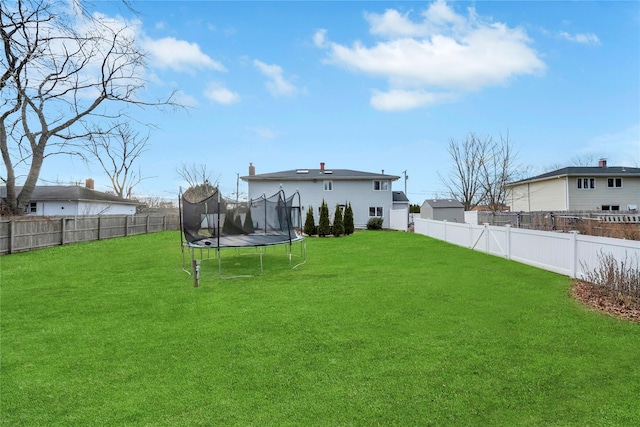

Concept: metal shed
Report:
left=420, top=199, right=465, bottom=223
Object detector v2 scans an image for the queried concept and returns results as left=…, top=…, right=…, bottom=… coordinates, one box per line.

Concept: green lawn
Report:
left=1, top=231, right=639, bottom=426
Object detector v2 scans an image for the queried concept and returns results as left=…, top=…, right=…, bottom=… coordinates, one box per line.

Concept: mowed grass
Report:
left=1, top=231, right=639, bottom=426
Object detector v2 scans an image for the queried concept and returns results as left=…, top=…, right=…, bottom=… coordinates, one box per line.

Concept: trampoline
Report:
left=180, top=188, right=306, bottom=281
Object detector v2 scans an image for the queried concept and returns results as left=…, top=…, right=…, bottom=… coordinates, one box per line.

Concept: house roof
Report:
left=392, top=191, right=409, bottom=203
left=507, top=166, right=640, bottom=187
left=241, top=168, right=400, bottom=182
left=0, top=185, right=139, bottom=205
left=422, top=199, right=464, bottom=209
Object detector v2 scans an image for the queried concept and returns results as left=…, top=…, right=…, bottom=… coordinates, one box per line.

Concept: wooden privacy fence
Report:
left=0, top=214, right=180, bottom=255
left=414, top=218, right=640, bottom=279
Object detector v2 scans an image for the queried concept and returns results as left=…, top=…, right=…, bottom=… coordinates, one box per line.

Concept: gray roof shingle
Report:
left=507, top=166, right=640, bottom=186
left=423, top=199, right=464, bottom=208
left=1, top=186, right=139, bottom=205
left=241, top=168, right=400, bottom=181
left=393, top=191, right=409, bottom=202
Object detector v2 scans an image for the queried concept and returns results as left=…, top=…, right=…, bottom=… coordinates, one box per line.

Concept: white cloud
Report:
left=559, top=31, right=600, bottom=45
left=248, top=126, right=278, bottom=139
left=313, top=29, right=328, bottom=47
left=253, top=60, right=301, bottom=97
left=204, top=82, right=240, bottom=104
left=317, top=0, right=546, bottom=110
left=173, top=90, right=199, bottom=108
left=370, top=89, right=456, bottom=111
left=143, top=37, right=226, bottom=73
left=586, top=125, right=640, bottom=166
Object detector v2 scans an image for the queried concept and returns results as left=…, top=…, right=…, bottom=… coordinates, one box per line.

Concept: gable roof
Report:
left=0, top=185, right=139, bottom=205
left=392, top=191, right=409, bottom=203
left=241, top=168, right=400, bottom=182
left=422, top=199, right=464, bottom=209
left=507, top=166, right=640, bottom=187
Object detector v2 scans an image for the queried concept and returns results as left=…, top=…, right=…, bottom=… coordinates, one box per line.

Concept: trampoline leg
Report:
left=193, top=259, right=200, bottom=287
left=259, top=247, right=264, bottom=275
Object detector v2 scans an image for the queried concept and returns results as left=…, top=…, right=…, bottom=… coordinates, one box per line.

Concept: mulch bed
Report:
left=572, top=281, right=640, bottom=323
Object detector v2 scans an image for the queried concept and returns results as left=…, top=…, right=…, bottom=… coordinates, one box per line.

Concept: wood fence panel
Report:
left=0, top=214, right=174, bottom=255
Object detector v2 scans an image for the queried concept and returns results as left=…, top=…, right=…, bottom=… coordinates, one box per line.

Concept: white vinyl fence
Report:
left=414, top=218, right=640, bottom=279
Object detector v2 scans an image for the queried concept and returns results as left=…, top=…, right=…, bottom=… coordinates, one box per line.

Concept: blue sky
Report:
left=38, top=0, right=639, bottom=204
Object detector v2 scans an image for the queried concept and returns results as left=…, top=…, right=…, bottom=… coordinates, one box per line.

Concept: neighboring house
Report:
left=0, top=180, right=139, bottom=216
left=420, top=199, right=465, bottom=223
left=505, top=159, right=640, bottom=212
left=240, top=162, right=405, bottom=230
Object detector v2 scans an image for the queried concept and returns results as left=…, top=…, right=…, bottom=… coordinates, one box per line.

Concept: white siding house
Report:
left=505, top=160, right=640, bottom=213
left=241, top=163, right=403, bottom=229
left=1, top=182, right=139, bottom=216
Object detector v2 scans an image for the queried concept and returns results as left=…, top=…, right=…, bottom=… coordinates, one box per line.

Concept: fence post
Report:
left=9, top=219, right=14, bottom=254
left=468, top=222, right=473, bottom=249
left=569, top=231, right=578, bottom=278
left=484, top=223, right=490, bottom=254
left=61, top=218, right=65, bottom=245
left=98, top=216, right=102, bottom=240
left=146, top=215, right=150, bottom=233
left=505, top=225, right=511, bottom=260
left=125, top=215, right=129, bottom=237
left=443, top=220, right=447, bottom=242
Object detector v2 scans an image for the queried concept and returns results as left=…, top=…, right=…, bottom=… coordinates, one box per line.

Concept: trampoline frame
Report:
left=180, top=189, right=306, bottom=281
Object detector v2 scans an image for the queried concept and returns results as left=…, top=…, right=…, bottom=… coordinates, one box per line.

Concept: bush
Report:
left=303, top=206, right=316, bottom=236
left=318, top=200, right=331, bottom=237
left=332, top=204, right=344, bottom=237
left=344, top=203, right=354, bottom=235
left=222, top=209, right=234, bottom=234
left=243, top=208, right=255, bottom=234
left=580, top=251, right=640, bottom=299
left=366, top=217, right=383, bottom=230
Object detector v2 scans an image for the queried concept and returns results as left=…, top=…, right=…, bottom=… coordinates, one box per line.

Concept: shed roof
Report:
left=422, top=199, right=464, bottom=209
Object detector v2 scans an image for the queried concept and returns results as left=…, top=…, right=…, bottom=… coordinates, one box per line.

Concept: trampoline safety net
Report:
left=180, top=188, right=306, bottom=280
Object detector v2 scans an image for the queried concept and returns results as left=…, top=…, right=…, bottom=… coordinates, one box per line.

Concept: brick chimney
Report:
left=249, top=162, right=255, bottom=176
left=85, top=178, right=94, bottom=190
left=598, top=158, right=607, bottom=168
left=320, top=162, right=325, bottom=171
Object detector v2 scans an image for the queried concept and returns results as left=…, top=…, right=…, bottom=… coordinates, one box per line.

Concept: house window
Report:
left=369, top=206, right=383, bottom=217
left=373, top=180, right=389, bottom=191
left=576, top=178, right=595, bottom=190
left=24, top=202, right=37, bottom=214
left=602, top=205, right=621, bottom=211
left=607, top=178, right=622, bottom=188
left=323, top=180, right=333, bottom=191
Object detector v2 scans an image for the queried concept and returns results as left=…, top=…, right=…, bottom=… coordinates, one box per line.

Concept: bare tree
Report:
left=84, top=122, right=149, bottom=199
left=440, top=132, right=523, bottom=212
left=438, top=133, right=491, bottom=210
left=544, top=154, right=599, bottom=172
left=177, top=163, right=219, bottom=202
left=1, top=0, right=178, bottom=214
left=478, top=132, right=519, bottom=212
left=176, top=163, right=219, bottom=189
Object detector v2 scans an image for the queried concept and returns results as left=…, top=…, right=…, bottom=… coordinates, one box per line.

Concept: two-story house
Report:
left=505, top=159, right=640, bottom=212
left=241, top=163, right=408, bottom=230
